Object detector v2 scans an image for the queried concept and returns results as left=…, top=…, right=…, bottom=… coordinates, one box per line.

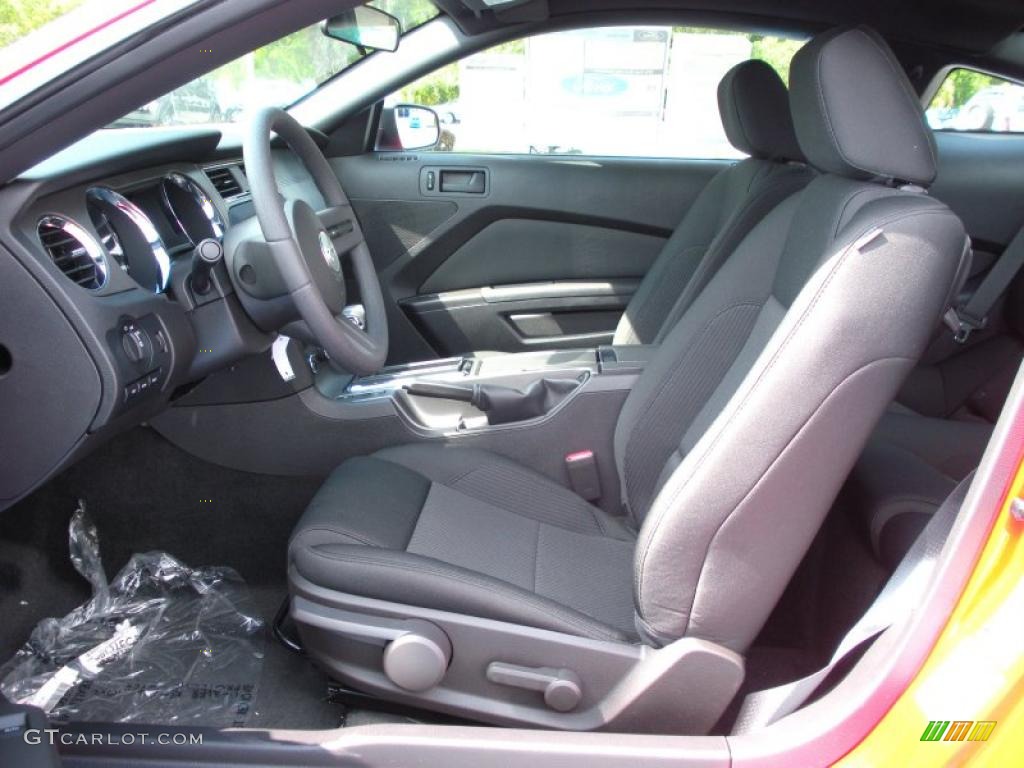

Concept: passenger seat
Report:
left=613, top=59, right=812, bottom=345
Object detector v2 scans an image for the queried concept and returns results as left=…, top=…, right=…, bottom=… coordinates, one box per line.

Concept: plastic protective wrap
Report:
left=0, top=504, right=265, bottom=726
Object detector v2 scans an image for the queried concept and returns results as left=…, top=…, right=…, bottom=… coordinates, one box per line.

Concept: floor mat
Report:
left=1, top=506, right=264, bottom=726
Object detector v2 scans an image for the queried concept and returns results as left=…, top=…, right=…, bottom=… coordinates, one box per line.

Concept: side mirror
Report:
left=378, top=105, right=441, bottom=151
left=322, top=6, right=401, bottom=52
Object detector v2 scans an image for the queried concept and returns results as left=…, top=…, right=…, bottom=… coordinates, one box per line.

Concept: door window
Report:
left=926, top=68, right=1024, bottom=133
left=385, top=26, right=803, bottom=159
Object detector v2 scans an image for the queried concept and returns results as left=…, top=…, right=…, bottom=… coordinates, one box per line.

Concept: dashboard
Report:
left=0, top=127, right=321, bottom=508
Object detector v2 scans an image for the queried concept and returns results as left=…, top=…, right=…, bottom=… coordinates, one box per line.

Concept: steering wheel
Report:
left=242, top=107, right=388, bottom=376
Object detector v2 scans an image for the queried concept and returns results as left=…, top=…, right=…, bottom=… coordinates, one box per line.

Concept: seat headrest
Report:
left=717, top=59, right=804, bottom=162
left=789, top=26, right=937, bottom=186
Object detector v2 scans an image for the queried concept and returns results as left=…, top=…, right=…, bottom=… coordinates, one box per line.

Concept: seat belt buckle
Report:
left=943, top=307, right=987, bottom=344
left=565, top=450, right=601, bottom=501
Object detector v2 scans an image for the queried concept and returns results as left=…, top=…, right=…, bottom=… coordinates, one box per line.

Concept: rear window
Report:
left=926, top=67, right=1024, bottom=133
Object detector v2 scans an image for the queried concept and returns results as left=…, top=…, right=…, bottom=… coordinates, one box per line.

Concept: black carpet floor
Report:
left=4, top=426, right=323, bottom=586
left=0, top=427, right=348, bottom=730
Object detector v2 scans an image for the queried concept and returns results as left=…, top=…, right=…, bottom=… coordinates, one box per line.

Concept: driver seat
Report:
left=287, top=27, right=969, bottom=733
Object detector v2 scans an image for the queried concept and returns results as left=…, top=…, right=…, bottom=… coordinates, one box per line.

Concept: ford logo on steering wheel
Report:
left=318, top=230, right=341, bottom=273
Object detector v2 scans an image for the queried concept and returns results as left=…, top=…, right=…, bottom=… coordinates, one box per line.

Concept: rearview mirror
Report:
left=321, top=6, right=401, bottom=52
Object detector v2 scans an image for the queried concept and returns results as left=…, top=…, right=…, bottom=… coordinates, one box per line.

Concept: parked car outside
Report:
left=112, top=79, right=221, bottom=127
left=950, top=83, right=1024, bottom=131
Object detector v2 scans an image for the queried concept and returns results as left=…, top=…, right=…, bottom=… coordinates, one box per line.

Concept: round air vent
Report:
left=86, top=187, right=170, bottom=294
left=37, top=215, right=108, bottom=290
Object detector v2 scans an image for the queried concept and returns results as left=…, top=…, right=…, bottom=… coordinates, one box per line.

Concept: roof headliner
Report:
left=441, top=0, right=1024, bottom=54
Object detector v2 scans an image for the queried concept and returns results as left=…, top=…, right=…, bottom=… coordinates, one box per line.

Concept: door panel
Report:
left=420, top=219, right=664, bottom=294
left=402, top=279, right=640, bottom=354
left=332, top=152, right=726, bottom=362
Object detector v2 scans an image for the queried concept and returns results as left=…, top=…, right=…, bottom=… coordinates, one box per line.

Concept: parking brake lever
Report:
left=403, top=381, right=482, bottom=405
left=404, top=378, right=579, bottom=425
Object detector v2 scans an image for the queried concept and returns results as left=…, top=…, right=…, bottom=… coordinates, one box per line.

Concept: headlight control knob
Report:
left=121, top=325, right=151, bottom=364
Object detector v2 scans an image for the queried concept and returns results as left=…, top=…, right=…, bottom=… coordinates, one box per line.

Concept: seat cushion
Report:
left=289, top=445, right=638, bottom=642
left=847, top=408, right=991, bottom=568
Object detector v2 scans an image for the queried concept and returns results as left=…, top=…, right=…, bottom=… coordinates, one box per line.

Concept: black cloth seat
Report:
left=291, top=445, right=638, bottom=641
left=612, top=59, right=811, bottom=345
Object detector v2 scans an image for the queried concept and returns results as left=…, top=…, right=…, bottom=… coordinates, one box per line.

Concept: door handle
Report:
left=439, top=169, right=486, bottom=194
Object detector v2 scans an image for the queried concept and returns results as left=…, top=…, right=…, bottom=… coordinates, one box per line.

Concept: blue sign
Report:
left=562, top=73, right=629, bottom=97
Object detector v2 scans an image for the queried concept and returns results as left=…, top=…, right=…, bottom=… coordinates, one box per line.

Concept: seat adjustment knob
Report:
left=382, top=620, right=452, bottom=692
left=543, top=674, right=583, bottom=713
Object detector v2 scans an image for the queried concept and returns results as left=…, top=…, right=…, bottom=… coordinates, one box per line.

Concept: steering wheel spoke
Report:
left=318, top=203, right=357, bottom=230
left=335, top=231, right=365, bottom=258
left=317, top=204, right=366, bottom=255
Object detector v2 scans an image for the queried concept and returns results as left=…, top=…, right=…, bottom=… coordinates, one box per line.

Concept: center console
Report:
left=310, top=346, right=654, bottom=435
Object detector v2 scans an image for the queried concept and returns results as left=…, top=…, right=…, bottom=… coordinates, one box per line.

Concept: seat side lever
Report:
left=486, top=661, right=582, bottom=712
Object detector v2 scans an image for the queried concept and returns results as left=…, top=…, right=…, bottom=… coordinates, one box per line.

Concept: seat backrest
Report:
left=615, top=27, right=970, bottom=651
left=614, top=59, right=813, bottom=346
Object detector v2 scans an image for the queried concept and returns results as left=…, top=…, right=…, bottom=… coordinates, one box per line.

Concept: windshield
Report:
left=1, top=1, right=201, bottom=112
left=108, top=1, right=438, bottom=129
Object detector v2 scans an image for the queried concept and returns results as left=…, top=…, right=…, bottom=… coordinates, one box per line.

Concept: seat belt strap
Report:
left=946, top=228, right=1024, bottom=343
left=734, top=474, right=972, bottom=732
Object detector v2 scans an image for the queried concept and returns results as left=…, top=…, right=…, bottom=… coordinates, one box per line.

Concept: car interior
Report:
left=1, top=0, right=1024, bottom=761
